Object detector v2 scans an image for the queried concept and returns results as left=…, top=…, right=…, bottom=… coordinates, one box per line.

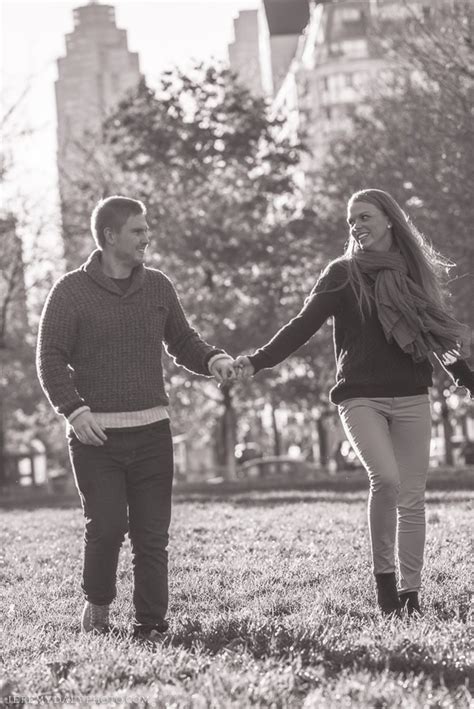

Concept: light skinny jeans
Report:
left=338, top=395, right=431, bottom=593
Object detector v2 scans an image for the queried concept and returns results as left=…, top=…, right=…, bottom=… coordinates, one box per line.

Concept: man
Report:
left=36, top=195, right=235, bottom=641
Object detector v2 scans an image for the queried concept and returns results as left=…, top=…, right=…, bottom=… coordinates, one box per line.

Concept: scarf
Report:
left=353, top=251, right=471, bottom=362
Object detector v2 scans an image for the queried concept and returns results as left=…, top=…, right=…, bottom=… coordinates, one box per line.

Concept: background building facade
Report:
left=228, top=0, right=311, bottom=98
left=229, top=0, right=446, bottom=179
left=55, top=1, right=141, bottom=265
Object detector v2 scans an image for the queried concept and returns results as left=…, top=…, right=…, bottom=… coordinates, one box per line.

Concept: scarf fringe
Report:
left=354, top=252, right=471, bottom=362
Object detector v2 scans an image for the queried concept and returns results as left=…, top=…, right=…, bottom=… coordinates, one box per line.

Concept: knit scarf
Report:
left=353, top=251, right=471, bottom=362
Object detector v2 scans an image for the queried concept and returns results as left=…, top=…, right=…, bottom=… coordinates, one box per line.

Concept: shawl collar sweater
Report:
left=36, top=250, right=221, bottom=418
left=249, top=260, right=473, bottom=404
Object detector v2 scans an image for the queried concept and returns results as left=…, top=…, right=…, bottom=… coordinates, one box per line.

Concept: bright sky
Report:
left=1, top=0, right=260, bottom=249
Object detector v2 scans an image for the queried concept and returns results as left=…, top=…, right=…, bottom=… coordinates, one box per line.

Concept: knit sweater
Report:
left=249, top=259, right=474, bottom=405
left=36, top=250, right=222, bottom=418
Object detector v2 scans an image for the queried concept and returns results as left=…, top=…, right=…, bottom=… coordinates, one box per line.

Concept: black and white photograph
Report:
left=1, top=0, right=473, bottom=706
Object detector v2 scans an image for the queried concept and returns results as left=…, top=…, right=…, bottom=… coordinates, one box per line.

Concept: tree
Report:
left=1, top=91, right=63, bottom=488
left=61, top=65, right=333, bottom=476
left=308, top=1, right=474, bottom=464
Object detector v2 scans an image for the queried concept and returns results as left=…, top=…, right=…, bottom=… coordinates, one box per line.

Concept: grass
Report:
left=0, top=490, right=472, bottom=707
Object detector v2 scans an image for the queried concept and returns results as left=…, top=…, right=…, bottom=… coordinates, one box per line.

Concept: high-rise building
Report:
left=228, top=10, right=267, bottom=96
left=55, top=1, right=142, bottom=265
left=263, top=0, right=311, bottom=95
left=271, top=0, right=442, bottom=180
left=228, top=0, right=310, bottom=98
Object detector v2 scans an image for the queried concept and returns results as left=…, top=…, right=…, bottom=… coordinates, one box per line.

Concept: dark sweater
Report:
left=249, top=260, right=473, bottom=405
left=36, top=250, right=222, bottom=418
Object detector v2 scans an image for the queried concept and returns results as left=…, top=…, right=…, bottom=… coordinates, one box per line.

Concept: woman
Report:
left=234, top=188, right=473, bottom=617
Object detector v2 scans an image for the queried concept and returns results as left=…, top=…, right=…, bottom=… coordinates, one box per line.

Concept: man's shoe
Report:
left=133, top=624, right=167, bottom=643
left=81, top=601, right=110, bottom=634
left=375, top=572, right=401, bottom=617
left=399, top=591, right=421, bottom=616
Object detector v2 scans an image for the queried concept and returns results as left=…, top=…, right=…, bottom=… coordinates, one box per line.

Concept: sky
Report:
left=1, top=0, right=260, bottom=246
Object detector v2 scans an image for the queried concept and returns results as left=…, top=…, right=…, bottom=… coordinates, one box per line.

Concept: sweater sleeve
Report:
left=36, top=278, right=88, bottom=418
left=249, top=262, right=345, bottom=374
left=435, top=355, right=474, bottom=398
left=163, top=280, right=223, bottom=375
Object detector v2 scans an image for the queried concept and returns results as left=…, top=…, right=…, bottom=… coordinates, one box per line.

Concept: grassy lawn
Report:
left=0, top=490, right=472, bottom=707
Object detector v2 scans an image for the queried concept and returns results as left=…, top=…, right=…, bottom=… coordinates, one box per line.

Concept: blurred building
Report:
left=229, top=1, right=447, bottom=179
left=275, top=0, right=448, bottom=173
left=55, top=1, right=142, bottom=266
left=228, top=10, right=268, bottom=96
left=228, top=0, right=311, bottom=97
left=264, top=0, right=311, bottom=95
left=275, top=0, right=385, bottom=173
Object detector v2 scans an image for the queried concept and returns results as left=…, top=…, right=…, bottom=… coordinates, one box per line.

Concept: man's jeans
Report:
left=68, top=419, right=173, bottom=630
left=338, top=395, right=431, bottom=593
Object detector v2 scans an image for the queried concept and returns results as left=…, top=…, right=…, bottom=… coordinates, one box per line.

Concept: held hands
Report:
left=233, top=355, right=255, bottom=380
left=208, top=354, right=255, bottom=385
left=208, top=355, right=237, bottom=385
left=71, top=410, right=108, bottom=446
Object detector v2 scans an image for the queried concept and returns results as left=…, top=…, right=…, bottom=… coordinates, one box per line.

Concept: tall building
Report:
left=263, top=0, right=311, bottom=95
left=55, top=1, right=142, bottom=265
left=228, top=10, right=267, bottom=96
left=271, top=0, right=443, bottom=179
left=291, top=1, right=384, bottom=167
left=228, top=0, right=310, bottom=98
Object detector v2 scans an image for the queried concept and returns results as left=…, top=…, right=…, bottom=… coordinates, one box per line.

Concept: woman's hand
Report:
left=233, top=355, right=255, bottom=380
left=439, top=350, right=460, bottom=366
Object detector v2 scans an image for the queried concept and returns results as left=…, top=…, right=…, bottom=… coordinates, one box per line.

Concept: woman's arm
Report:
left=247, top=286, right=341, bottom=373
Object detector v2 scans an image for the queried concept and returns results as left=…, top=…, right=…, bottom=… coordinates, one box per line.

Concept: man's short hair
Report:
left=91, top=196, right=146, bottom=248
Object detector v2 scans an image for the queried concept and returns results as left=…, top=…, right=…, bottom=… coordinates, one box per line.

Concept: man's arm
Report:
left=36, top=279, right=108, bottom=445
left=36, top=279, right=87, bottom=417
left=163, top=279, right=231, bottom=377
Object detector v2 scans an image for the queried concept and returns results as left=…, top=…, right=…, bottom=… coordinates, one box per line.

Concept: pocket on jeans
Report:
left=67, top=435, right=86, bottom=460
left=67, top=431, right=79, bottom=445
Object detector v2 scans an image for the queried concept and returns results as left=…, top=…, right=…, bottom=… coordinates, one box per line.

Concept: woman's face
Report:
left=347, top=200, right=393, bottom=252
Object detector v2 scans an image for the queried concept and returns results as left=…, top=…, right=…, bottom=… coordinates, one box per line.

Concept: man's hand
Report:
left=71, top=410, right=108, bottom=446
left=209, top=355, right=237, bottom=384
left=233, top=355, right=255, bottom=380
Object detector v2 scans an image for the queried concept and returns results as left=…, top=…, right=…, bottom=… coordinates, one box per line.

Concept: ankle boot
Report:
left=399, top=591, right=421, bottom=616
left=375, top=572, right=401, bottom=617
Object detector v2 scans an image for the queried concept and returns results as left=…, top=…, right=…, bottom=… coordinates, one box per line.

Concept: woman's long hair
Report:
left=341, top=188, right=453, bottom=318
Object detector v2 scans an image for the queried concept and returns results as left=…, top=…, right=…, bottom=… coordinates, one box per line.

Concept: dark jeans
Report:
left=67, top=419, right=173, bottom=630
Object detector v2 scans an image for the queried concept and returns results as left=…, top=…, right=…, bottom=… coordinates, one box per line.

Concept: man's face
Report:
left=107, top=213, right=150, bottom=266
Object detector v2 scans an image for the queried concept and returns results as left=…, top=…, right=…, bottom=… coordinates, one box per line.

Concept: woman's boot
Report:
left=375, top=572, right=401, bottom=617
left=399, top=591, right=421, bottom=616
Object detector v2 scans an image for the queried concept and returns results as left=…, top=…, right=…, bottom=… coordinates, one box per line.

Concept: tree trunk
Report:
left=440, top=393, right=454, bottom=466
left=222, top=385, right=237, bottom=479
left=316, top=416, right=328, bottom=468
left=0, top=397, right=5, bottom=487
left=270, top=401, right=281, bottom=457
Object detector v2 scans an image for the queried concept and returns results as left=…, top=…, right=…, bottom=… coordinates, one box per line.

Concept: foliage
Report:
left=61, top=66, right=336, bottom=467
left=103, top=67, right=317, bottom=351
left=306, top=1, right=474, bottom=459
left=0, top=491, right=472, bottom=706
left=310, top=1, right=474, bottom=326
left=0, top=92, right=66, bottom=484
